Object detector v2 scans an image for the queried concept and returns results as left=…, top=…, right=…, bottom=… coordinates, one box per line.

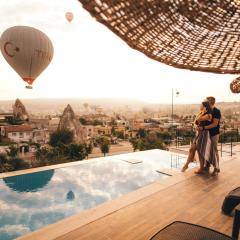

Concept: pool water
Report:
left=0, top=149, right=188, bottom=240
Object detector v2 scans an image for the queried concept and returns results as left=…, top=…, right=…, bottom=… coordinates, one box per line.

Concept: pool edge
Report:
left=0, top=149, right=187, bottom=179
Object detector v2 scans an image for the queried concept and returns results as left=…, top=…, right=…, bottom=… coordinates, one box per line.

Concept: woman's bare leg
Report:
left=181, top=144, right=196, bottom=172
left=194, top=151, right=205, bottom=174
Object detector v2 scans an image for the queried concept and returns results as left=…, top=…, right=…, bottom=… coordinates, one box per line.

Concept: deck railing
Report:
left=174, top=129, right=240, bottom=157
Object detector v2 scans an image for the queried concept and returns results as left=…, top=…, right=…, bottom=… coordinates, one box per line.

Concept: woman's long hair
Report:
left=202, top=101, right=212, bottom=115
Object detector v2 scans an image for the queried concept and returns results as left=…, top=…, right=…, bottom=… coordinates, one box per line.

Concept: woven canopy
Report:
left=78, top=0, right=240, bottom=74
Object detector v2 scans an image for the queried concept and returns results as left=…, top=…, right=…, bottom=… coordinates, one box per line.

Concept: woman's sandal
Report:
left=181, top=165, right=188, bottom=172
left=211, top=168, right=220, bottom=176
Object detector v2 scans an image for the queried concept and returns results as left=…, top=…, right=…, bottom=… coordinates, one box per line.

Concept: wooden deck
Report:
left=54, top=157, right=239, bottom=240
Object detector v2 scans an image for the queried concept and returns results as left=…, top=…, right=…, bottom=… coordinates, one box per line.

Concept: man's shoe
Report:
left=203, top=166, right=210, bottom=172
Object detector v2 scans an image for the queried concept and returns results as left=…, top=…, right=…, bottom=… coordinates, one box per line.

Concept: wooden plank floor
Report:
left=56, top=157, right=239, bottom=240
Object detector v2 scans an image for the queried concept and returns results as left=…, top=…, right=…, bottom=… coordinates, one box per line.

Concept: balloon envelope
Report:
left=0, top=26, right=54, bottom=88
left=65, top=12, right=74, bottom=22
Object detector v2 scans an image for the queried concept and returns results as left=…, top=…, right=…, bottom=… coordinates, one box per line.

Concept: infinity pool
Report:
left=0, top=149, right=188, bottom=240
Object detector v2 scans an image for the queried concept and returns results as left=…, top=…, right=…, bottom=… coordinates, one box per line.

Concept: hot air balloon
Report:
left=65, top=12, right=74, bottom=23
left=0, top=26, right=54, bottom=89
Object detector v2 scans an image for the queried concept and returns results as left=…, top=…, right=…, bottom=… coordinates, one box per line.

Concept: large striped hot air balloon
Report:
left=65, top=12, right=74, bottom=23
left=0, top=26, right=54, bottom=89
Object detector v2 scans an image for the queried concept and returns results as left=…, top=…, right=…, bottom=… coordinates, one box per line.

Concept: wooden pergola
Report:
left=78, top=0, right=240, bottom=93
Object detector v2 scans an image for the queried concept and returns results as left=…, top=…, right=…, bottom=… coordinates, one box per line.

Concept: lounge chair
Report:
left=149, top=204, right=240, bottom=240
left=222, top=187, right=240, bottom=215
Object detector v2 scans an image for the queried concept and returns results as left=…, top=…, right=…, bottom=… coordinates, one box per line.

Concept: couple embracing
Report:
left=181, top=96, right=221, bottom=176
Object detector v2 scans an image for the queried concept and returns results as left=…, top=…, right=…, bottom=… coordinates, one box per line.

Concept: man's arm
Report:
left=198, top=118, right=219, bottom=130
left=205, top=118, right=219, bottom=129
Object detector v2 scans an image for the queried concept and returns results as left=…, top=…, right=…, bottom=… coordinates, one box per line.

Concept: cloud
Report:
left=0, top=224, right=30, bottom=240
left=0, top=150, right=185, bottom=239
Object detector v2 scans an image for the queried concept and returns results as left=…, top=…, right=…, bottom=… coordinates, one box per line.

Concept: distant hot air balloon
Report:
left=65, top=12, right=74, bottom=23
left=0, top=26, right=54, bottom=89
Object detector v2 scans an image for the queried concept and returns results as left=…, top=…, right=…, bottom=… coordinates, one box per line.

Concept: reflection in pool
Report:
left=0, top=149, right=187, bottom=240
left=3, top=170, right=54, bottom=193
left=66, top=190, right=75, bottom=201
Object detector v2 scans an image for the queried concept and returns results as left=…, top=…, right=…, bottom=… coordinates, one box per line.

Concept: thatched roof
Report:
left=78, top=0, right=240, bottom=74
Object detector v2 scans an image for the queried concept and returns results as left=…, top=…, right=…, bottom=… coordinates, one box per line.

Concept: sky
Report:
left=0, top=0, right=239, bottom=104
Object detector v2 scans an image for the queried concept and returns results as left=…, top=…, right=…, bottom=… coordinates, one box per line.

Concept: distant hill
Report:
left=0, top=98, right=239, bottom=116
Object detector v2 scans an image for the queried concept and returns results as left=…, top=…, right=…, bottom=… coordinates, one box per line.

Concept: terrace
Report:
left=1, top=0, right=240, bottom=239
left=53, top=156, right=238, bottom=240
left=0, top=148, right=239, bottom=239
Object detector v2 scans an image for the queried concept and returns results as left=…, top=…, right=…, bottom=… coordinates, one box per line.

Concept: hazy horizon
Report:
left=1, top=97, right=239, bottom=117
left=0, top=97, right=239, bottom=105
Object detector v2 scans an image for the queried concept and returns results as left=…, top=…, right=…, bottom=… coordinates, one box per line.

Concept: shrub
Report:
left=49, top=129, right=74, bottom=147
left=0, top=153, right=29, bottom=173
left=65, top=144, right=87, bottom=160
left=8, top=157, right=29, bottom=170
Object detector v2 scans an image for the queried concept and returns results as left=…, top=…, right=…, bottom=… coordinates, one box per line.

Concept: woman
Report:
left=181, top=101, right=212, bottom=173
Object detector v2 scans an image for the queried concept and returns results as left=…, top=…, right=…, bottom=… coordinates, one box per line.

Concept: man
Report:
left=198, top=96, right=221, bottom=176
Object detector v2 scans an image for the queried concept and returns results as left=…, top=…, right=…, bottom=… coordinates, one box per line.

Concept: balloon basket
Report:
left=25, top=85, right=33, bottom=89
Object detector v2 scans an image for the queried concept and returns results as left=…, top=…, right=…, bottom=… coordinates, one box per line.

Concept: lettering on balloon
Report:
left=35, top=49, right=52, bottom=61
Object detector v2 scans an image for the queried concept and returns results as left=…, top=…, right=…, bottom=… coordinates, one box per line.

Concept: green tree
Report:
left=0, top=153, right=29, bottom=173
left=37, top=147, right=66, bottom=165
left=175, top=129, right=196, bottom=145
left=130, top=138, right=139, bottom=152
left=115, top=131, right=125, bottom=139
left=6, top=145, right=18, bottom=158
left=46, top=148, right=60, bottom=163
left=137, top=128, right=147, bottom=138
left=35, top=147, right=63, bottom=166
left=65, top=144, right=87, bottom=160
left=92, top=119, right=103, bottom=126
left=79, top=117, right=87, bottom=125
left=49, top=129, right=74, bottom=147
left=138, top=132, right=167, bottom=151
left=85, top=143, right=93, bottom=159
left=35, top=147, right=51, bottom=166
left=0, top=153, right=12, bottom=173
left=156, top=131, right=172, bottom=145
left=8, top=157, right=29, bottom=170
left=99, top=137, right=110, bottom=156
left=111, top=126, right=116, bottom=135
left=35, top=147, right=48, bottom=160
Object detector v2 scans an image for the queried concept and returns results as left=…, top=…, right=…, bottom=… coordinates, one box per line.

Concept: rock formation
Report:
left=13, top=99, right=29, bottom=121
left=58, top=104, right=86, bottom=143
